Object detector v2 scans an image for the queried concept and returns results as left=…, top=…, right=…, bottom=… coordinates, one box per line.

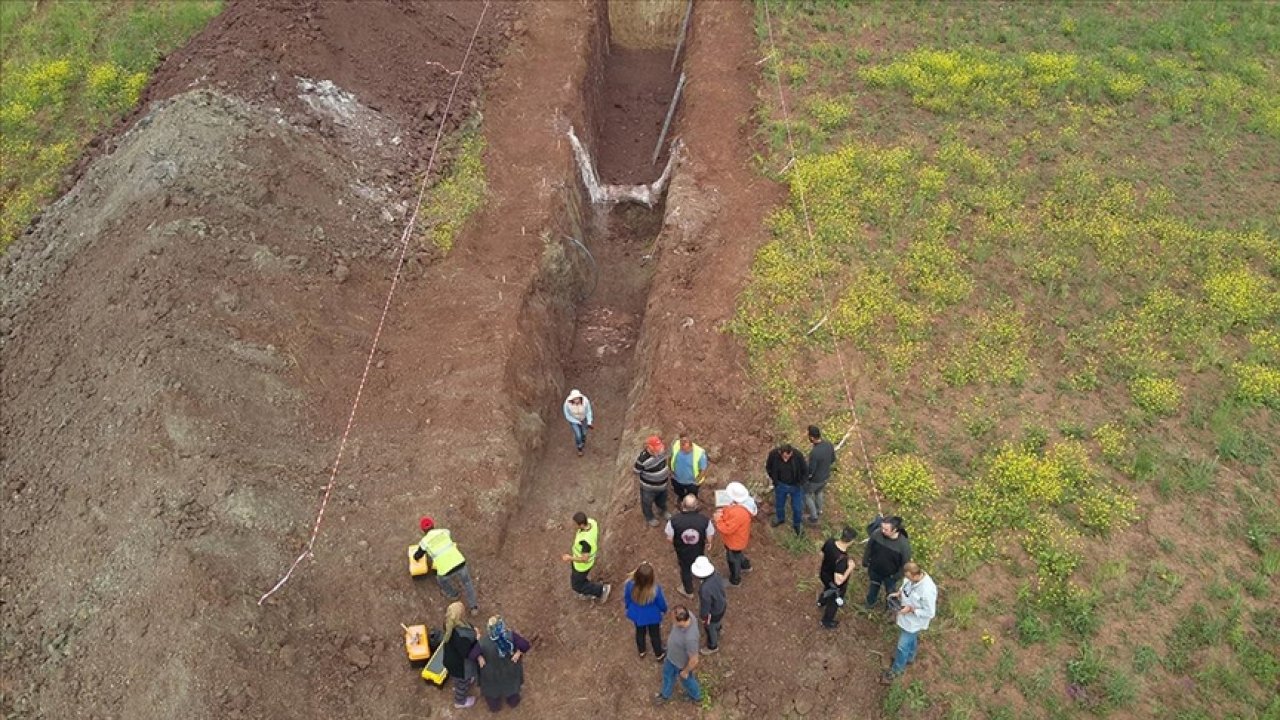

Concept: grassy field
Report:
left=741, top=2, right=1279, bottom=717
left=0, top=0, right=222, bottom=251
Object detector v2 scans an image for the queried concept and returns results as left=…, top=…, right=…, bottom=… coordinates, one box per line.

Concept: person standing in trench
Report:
left=563, top=389, right=593, bottom=457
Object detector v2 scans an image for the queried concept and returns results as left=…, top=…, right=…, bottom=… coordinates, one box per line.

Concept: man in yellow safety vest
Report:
left=561, top=511, right=611, bottom=603
left=669, top=432, right=708, bottom=501
left=414, top=516, right=479, bottom=614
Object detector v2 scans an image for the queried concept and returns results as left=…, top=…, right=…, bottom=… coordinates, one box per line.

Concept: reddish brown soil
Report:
left=2, top=1, right=887, bottom=718
left=161, top=0, right=509, bottom=154
left=596, top=48, right=679, bottom=184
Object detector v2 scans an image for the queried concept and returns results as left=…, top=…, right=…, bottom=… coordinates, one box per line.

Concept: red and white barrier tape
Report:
left=258, top=0, right=492, bottom=605
left=760, top=0, right=882, bottom=517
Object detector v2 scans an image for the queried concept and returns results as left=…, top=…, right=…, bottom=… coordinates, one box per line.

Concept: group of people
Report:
left=415, top=516, right=530, bottom=710
left=408, top=393, right=941, bottom=710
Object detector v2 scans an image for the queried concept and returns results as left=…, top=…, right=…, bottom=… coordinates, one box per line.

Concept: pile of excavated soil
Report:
left=0, top=2, right=517, bottom=718
left=67, top=0, right=518, bottom=194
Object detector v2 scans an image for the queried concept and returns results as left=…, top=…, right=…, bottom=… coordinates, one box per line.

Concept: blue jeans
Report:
left=774, top=483, right=804, bottom=529
left=891, top=629, right=918, bottom=674
left=437, top=564, right=478, bottom=609
left=570, top=422, right=587, bottom=450
left=660, top=659, right=702, bottom=701
left=866, top=571, right=899, bottom=609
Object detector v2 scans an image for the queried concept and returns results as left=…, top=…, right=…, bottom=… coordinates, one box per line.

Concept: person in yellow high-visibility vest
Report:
left=414, top=516, right=479, bottom=614
left=561, top=512, right=611, bottom=603
left=669, top=432, right=708, bottom=501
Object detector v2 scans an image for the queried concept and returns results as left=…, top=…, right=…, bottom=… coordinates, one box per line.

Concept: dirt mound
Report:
left=0, top=85, right=406, bottom=720
left=0, top=2, right=521, bottom=718
left=144, top=0, right=512, bottom=147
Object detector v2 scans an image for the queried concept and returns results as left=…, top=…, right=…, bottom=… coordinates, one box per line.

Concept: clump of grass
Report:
left=883, top=679, right=931, bottom=714
left=419, top=129, right=486, bottom=254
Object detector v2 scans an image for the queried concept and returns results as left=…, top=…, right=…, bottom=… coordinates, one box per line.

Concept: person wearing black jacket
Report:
left=818, top=526, right=858, bottom=629
left=665, top=494, right=715, bottom=597
left=442, top=601, right=480, bottom=709
left=765, top=443, right=808, bottom=535
left=862, top=515, right=912, bottom=610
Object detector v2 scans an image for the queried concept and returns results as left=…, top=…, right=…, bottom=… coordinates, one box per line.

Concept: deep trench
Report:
left=498, top=17, right=680, bottom=590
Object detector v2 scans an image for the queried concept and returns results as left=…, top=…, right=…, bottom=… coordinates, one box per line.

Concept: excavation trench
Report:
left=491, top=0, right=685, bottom=650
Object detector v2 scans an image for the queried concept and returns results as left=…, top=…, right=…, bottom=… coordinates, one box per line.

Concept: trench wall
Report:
left=607, top=0, right=688, bottom=50
left=491, top=3, right=612, bottom=542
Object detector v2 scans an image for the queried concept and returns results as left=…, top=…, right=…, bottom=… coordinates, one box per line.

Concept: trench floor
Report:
left=484, top=45, right=671, bottom=710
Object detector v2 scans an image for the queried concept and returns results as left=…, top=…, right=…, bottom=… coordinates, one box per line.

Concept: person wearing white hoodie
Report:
left=562, top=389, right=593, bottom=456
left=881, top=562, right=938, bottom=684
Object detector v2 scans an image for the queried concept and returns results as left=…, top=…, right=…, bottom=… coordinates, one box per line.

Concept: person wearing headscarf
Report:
left=562, top=389, right=594, bottom=456
left=468, top=616, right=532, bottom=711
left=441, top=602, right=479, bottom=709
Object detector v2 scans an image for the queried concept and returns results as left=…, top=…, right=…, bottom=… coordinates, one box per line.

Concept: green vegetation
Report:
left=0, top=0, right=223, bottom=251
left=745, top=1, right=1279, bottom=716
left=418, top=127, right=487, bottom=253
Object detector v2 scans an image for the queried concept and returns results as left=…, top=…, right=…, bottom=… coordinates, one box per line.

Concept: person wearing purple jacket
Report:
left=623, top=562, right=668, bottom=660
left=468, top=616, right=532, bottom=712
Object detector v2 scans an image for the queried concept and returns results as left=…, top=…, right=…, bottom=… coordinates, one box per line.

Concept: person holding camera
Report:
left=880, top=562, right=938, bottom=684
left=817, top=526, right=858, bottom=629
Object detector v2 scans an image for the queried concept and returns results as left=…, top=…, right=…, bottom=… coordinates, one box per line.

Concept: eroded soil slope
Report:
left=0, top=2, right=519, bottom=717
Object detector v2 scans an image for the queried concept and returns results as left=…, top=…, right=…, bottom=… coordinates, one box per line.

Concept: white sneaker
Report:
left=599, top=583, right=612, bottom=604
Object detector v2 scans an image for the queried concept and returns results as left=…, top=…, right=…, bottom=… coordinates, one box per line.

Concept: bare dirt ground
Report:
left=2, top=1, right=885, bottom=718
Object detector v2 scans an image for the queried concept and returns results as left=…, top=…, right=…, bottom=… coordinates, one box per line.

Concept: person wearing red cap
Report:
left=414, top=516, right=479, bottom=614
left=633, top=435, right=673, bottom=527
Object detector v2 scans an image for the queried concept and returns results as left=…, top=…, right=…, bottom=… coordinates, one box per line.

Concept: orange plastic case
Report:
left=404, top=624, right=431, bottom=662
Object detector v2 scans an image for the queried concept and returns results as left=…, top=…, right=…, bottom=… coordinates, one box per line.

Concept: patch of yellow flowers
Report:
left=873, top=453, right=940, bottom=509
left=1129, top=375, right=1184, bottom=416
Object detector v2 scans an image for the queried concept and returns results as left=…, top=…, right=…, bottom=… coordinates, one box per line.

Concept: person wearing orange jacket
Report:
left=712, top=482, right=756, bottom=586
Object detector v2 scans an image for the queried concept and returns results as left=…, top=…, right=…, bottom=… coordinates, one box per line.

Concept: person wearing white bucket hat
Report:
left=562, top=389, right=594, bottom=457
left=691, top=556, right=727, bottom=654
left=713, top=482, right=756, bottom=586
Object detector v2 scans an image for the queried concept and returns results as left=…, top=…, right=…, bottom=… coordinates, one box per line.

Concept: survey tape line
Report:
left=761, top=0, right=882, bottom=516
left=258, top=0, right=492, bottom=606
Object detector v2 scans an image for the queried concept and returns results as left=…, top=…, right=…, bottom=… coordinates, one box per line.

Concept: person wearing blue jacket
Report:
left=563, top=389, right=594, bottom=456
left=623, top=562, right=668, bottom=660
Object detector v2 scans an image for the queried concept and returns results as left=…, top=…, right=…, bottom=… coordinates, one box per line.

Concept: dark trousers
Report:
left=866, top=571, right=899, bottom=609
left=673, top=481, right=698, bottom=501
left=676, top=553, right=698, bottom=595
left=726, top=548, right=752, bottom=585
left=634, top=623, right=663, bottom=655
left=822, top=585, right=846, bottom=624
left=571, top=567, right=604, bottom=598
left=640, top=485, right=669, bottom=522
left=484, top=694, right=521, bottom=711
left=705, top=611, right=725, bottom=649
